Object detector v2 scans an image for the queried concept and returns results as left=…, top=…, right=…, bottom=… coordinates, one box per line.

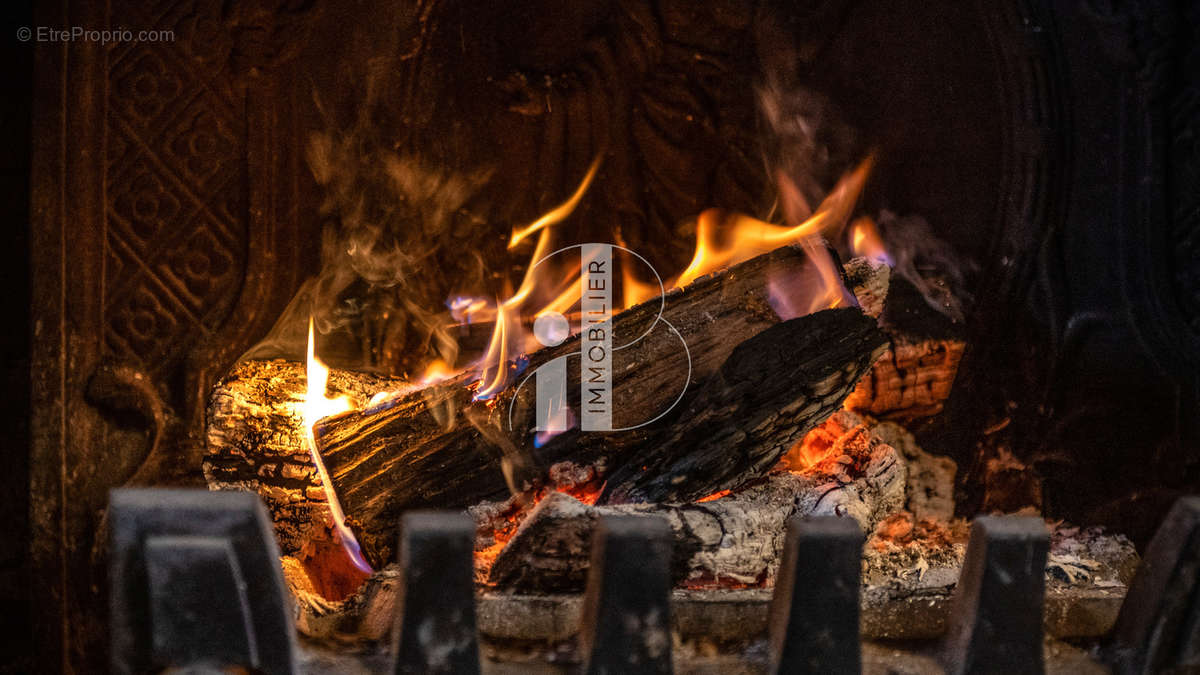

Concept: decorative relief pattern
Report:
left=104, top=0, right=249, bottom=378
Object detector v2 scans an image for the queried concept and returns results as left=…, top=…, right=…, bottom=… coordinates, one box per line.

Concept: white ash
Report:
left=868, top=419, right=957, bottom=522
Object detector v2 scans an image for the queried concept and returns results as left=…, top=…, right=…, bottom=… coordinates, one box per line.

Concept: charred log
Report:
left=597, top=308, right=887, bottom=503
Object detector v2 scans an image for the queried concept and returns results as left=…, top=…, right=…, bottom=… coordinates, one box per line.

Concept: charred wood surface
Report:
left=598, top=308, right=887, bottom=503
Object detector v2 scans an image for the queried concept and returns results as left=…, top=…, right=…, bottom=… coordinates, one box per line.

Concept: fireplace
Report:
left=11, top=0, right=1200, bottom=672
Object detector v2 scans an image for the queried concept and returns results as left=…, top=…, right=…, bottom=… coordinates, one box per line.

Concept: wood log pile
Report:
left=205, top=242, right=972, bottom=586
left=304, top=247, right=887, bottom=565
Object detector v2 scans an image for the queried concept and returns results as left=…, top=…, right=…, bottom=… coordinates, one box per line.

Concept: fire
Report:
left=508, top=156, right=603, bottom=248
left=471, top=160, right=606, bottom=399
left=850, top=215, right=891, bottom=264
left=673, top=157, right=873, bottom=289
left=621, top=262, right=661, bottom=309
left=448, top=296, right=490, bottom=324
left=302, top=318, right=372, bottom=573
left=462, top=155, right=878, bottom=406
left=420, top=358, right=458, bottom=385
left=474, top=462, right=606, bottom=578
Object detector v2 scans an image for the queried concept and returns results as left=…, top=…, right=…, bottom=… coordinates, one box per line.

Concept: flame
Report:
left=420, top=358, right=458, bottom=385
left=471, top=159, right=605, bottom=399
left=448, top=296, right=491, bottom=324
left=508, top=155, right=603, bottom=249
left=452, top=154, right=876, bottom=430
left=622, top=267, right=661, bottom=308
left=672, top=157, right=873, bottom=289
left=302, top=318, right=372, bottom=573
left=850, top=215, right=891, bottom=264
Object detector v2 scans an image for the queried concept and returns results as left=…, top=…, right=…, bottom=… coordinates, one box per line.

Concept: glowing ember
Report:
left=302, top=318, right=372, bottom=573
left=473, top=462, right=606, bottom=578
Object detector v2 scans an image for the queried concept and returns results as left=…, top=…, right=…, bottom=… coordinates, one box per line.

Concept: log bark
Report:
left=314, top=249, right=887, bottom=564
left=481, top=410, right=906, bottom=593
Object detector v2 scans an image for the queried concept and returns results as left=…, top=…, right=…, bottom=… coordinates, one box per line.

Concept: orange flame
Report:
left=508, top=156, right=603, bottom=249
left=419, top=358, right=458, bottom=385
left=302, top=318, right=372, bottom=573
left=673, top=157, right=873, bottom=289
left=472, top=159, right=606, bottom=398
left=622, top=266, right=661, bottom=308
left=849, top=215, right=891, bottom=263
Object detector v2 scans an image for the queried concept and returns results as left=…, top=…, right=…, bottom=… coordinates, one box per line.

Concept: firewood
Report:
left=841, top=256, right=890, bottom=319
left=843, top=275, right=966, bottom=422
left=482, top=410, right=906, bottom=593
left=313, top=250, right=887, bottom=565
left=202, top=251, right=888, bottom=564
left=203, top=359, right=409, bottom=554
left=597, top=308, right=888, bottom=503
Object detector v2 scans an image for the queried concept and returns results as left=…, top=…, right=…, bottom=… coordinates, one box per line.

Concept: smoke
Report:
left=874, top=210, right=976, bottom=322
left=244, top=106, right=496, bottom=375
left=752, top=11, right=974, bottom=324
left=754, top=8, right=860, bottom=222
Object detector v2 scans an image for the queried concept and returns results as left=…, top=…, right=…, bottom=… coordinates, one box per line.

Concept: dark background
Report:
left=0, top=1, right=33, bottom=672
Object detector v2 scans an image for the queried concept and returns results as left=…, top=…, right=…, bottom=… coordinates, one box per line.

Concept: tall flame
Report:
left=302, top=317, right=372, bottom=573
left=471, top=158, right=606, bottom=399
left=508, top=155, right=603, bottom=248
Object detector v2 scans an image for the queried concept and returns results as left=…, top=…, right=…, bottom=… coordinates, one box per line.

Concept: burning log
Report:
left=481, top=411, right=906, bottom=593
left=313, top=249, right=887, bottom=565
left=203, top=359, right=410, bottom=554
left=843, top=276, right=966, bottom=422
left=597, top=309, right=887, bottom=503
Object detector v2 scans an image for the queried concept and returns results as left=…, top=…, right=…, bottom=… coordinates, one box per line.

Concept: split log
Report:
left=842, top=257, right=890, bottom=319
left=843, top=275, right=966, bottom=422
left=314, top=248, right=887, bottom=565
left=203, top=359, right=408, bottom=554
left=481, top=410, right=906, bottom=593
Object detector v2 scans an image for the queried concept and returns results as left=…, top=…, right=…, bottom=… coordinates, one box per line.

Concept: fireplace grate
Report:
left=108, top=489, right=1200, bottom=674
